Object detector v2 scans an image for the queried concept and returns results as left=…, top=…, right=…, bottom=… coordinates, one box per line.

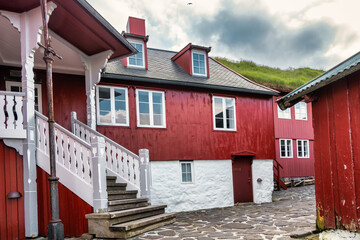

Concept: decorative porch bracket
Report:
left=0, top=3, right=57, bottom=237
left=81, top=50, right=113, bottom=130
left=91, top=135, right=108, bottom=212
left=139, top=149, right=151, bottom=202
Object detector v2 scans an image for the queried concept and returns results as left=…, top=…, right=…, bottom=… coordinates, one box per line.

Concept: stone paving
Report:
left=131, top=185, right=316, bottom=240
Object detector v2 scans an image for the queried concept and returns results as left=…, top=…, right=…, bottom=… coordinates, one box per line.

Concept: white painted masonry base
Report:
left=319, top=230, right=360, bottom=240
left=251, top=159, right=274, bottom=204
left=150, top=160, right=234, bottom=213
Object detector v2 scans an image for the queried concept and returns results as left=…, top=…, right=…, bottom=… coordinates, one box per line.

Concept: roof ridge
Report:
left=210, top=57, right=278, bottom=93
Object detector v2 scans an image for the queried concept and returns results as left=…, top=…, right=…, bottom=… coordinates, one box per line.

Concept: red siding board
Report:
left=0, top=141, right=25, bottom=240
left=348, top=76, right=360, bottom=229
left=97, top=86, right=275, bottom=161
left=331, top=80, right=357, bottom=230
left=37, top=167, right=93, bottom=237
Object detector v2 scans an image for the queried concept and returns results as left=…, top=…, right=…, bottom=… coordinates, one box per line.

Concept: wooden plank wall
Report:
left=0, top=140, right=25, bottom=240
left=36, top=167, right=93, bottom=237
left=97, top=81, right=276, bottom=161
left=313, top=71, right=360, bottom=232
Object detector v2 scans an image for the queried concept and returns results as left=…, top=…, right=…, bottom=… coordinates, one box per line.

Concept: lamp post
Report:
left=39, top=0, right=64, bottom=239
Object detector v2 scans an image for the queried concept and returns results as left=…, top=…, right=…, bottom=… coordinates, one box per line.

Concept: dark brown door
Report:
left=232, top=156, right=253, bottom=203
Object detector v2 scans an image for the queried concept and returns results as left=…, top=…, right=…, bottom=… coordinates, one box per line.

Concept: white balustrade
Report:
left=71, top=112, right=144, bottom=194
left=0, top=91, right=26, bottom=139
left=35, top=111, right=94, bottom=206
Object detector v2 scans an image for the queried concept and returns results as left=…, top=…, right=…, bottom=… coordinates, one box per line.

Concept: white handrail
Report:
left=71, top=112, right=141, bottom=192
left=35, top=111, right=94, bottom=205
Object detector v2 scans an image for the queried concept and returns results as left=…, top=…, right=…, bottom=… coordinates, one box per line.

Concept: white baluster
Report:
left=0, top=94, right=5, bottom=129
left=14, top=95, right=23, bottom=130
left=5, top=95, right=15, bottom=129
left=111, top=144, right=116, bottom=172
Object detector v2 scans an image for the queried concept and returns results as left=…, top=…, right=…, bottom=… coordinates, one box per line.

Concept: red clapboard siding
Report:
left=312, top=71, right=360, bottom=232
left=96, top=84, right=275, bottom=161
left=275, top=139, right=315, bottom=177
left=0, top=140, right=25, bottom=240
left=36, top=167, right=93, bottom=237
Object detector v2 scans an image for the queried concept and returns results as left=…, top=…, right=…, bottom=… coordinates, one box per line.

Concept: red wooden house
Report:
left=273, top=96, right=315, bottom=179
left=278, top=52, right=360, bottom=235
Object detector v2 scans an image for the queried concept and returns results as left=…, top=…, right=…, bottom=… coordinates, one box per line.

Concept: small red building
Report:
left=273, top=96, right=315, bottom=178
left=278, top=52, right=360, bottom=233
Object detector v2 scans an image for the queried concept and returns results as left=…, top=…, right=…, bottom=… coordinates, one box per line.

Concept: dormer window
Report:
left=192, top=50, right=207, bottom=76
left=127, top=40, right=145, bottom=68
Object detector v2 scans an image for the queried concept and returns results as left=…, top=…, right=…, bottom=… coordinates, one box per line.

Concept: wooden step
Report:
left=109, top=213, right=176, bottom=238
left=106, top=176, right=117, bottom=184
left=108, top=198, right=149, bottom=212
left=107, top=190, right=138, bottom=201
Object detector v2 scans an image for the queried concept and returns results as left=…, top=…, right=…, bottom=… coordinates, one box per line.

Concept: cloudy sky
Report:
left=88, top=0, right=360, bottom=70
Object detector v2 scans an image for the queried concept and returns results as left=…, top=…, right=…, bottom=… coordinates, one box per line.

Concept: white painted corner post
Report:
left=139, top=149, right=151, bottom=202
left=0, top=3, right=56, bottom=237
left=91, top=136, right=108, bottom=213
left=81, top=50, right=113, bottom=130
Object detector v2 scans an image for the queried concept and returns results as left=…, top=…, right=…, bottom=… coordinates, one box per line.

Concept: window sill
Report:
left=213, top=129, right=237, bottom=133
left=136, top=125, right=167, bottom=129
left=97, top=123, right=130, bottom=127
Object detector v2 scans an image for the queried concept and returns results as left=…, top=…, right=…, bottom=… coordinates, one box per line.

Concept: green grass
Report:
left=215, top=57, right=325, bottom=92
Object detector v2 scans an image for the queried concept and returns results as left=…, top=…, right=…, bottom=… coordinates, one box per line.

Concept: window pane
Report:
left=214, top=98, right=223, bottom=118
left=100, top=111, right=111, bottom=123
left=115, top=110, right=126, bottom=124
left=304, top=141, right=309, bottom=157
left=136, top=58, right=143, bottom=66
left=139, top=91, right=149, bottom=102
left=99, top=99, right=111, bottom=111
left=139, top=102, right=149, bottom=114
left=140, top=113, right=150, bottom=125
left=152, top=93, right=162, bottom=103
left=153, top=114, right=163, bottom=126
left=199, top=54, right=205, bottom=61
left=11, top=86, right=21, bottom=92
left=129, top=57, right=136, bottom=65
left=181, top=163, right=186, bottom=172
left=199, top=68, right=205, bottom=74
left=227, top=119, right=234, bottom=129
left=193, top=53, right=198, bottom=60
left=153, top=103, right=162, bottom=114
left=99, top=87, right=110, bottom=99
left=187, top=173, right=192, bottom=182
left=114, top=89, right=125, bottom=100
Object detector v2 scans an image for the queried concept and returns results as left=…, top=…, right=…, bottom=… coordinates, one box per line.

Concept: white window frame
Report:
left=277, top=105, right=291, bottom=119
left=127, top=38, right=145, bottom=69
left=191, top=49, right=207, bottom=77
left=180, top=161, right=194, bottom=183
left=279, top=139, right=293, bottom=158
left=297, top=139, right=310, bottom=158
left=136, top=89, right=166, bottom=128
left=96, top=86, right=129, bottom=126
left=212, top=96, right=236, bottom=131
left=6, top=81, right=43, bottom=113
left=295, top=102, right=307, bottom=120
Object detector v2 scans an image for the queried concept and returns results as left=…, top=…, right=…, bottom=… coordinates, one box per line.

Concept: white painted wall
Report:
left=150, top=160, right=234, bottom=213
left=251, top=159, right=274, bottom=204
left=319, top=230, right=360, bottom=240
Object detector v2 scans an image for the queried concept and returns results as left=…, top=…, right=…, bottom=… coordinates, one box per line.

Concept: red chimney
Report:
left=122, top=17, right=149, bottom=69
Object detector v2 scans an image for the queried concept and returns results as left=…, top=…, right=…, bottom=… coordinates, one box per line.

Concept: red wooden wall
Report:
left=312, top=71, right=360, bottom=232
left=37, top=167, right=93, bottom=237
left=273, top=97, right=315, bottom=177
left=275, top=139, right=314, bottom=177
left=97, top=81, right=276, bottom=161
left=0, top=140, right=25, bottom=240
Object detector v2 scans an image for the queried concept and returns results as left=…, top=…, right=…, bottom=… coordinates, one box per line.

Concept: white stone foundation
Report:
left=150, top=160, right=234, bottom=213
left=319, top=230, right=360, bottom=240
left=251, top=159, right=274, bottom=204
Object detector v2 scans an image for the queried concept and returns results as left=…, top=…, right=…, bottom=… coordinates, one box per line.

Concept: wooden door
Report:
left=232, top=156, right=253, bottom=203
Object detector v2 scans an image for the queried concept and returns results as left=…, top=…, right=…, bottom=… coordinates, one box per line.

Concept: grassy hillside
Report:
left=215, top=57, right=324, bottom=92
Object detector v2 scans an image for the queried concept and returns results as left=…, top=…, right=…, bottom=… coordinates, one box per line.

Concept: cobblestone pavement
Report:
left=132, top=185, right=316, bottom=240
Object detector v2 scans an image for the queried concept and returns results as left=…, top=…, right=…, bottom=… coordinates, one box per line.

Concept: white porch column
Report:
left=0, top=3, right=56, bottom=237
left=81, top=50, right=113, bottom=130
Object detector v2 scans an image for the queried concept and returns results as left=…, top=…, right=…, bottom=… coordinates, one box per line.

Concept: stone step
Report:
left=108, top=213, right=176, bottom=239
left=107, top=182, right=127, bottom=191
left=107, top=190, right=138, bottom=201
left=86, top=205, right=167, bottom=236
left=106, top=176, right=117, bottom=184
left=108, top=198, right=149, bottom=212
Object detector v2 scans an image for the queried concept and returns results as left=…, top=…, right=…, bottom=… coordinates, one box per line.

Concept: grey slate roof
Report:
left=103, top=48, right=277, bottom=96
left=278, top=51, right=360, bottom=110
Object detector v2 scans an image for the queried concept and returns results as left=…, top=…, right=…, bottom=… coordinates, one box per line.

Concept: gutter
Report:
left=102, top=73, right=278, bottom=96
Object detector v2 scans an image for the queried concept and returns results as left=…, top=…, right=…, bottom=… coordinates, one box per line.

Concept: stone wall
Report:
left=150, top=160, right=234, bottom=212
left=252, top=159, right=274, bottom=204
